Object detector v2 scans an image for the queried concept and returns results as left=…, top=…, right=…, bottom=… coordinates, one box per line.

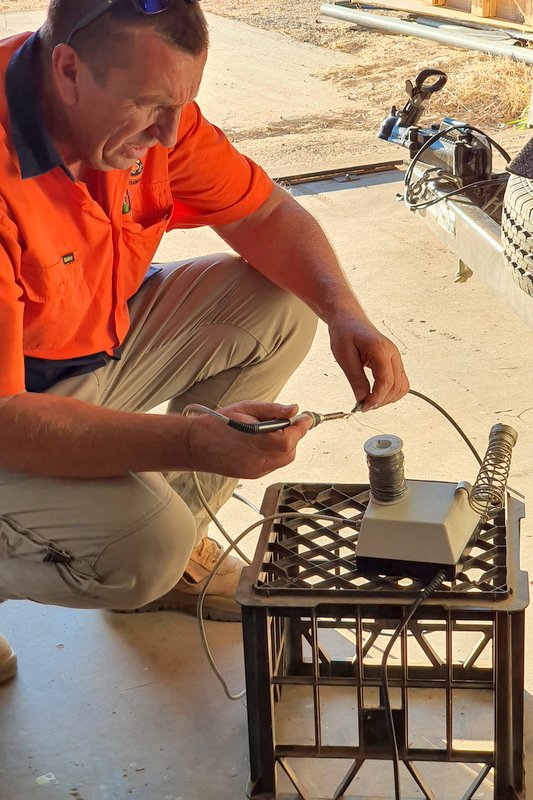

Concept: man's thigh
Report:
left=0, top=469, right=196, bottom=608
left=94, top=253, right=316, bottom=413
left=0, top=469, right=170, bottom=563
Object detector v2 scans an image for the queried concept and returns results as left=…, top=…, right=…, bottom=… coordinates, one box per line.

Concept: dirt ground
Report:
left=3, top=0, right=531, bottom=167
left=199, top=0, right=532, bottom=167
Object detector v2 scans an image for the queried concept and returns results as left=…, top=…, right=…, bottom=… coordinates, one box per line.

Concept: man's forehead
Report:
left=133, top=87, right=200, bottom=106
left=108, top=37, right=206, bottom=105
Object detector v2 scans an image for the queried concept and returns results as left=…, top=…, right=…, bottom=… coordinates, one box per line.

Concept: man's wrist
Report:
left=312, top=279, right=368, bottom=325
left=182, top=413, right=198, bottom=472
left=321, top=298, right=370, bottom=326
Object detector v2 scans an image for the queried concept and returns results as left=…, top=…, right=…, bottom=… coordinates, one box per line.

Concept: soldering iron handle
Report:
left=225, top=409, right=345, bottom=434
left=294, top=411, right=321, bottom=428
left=227, top=417, right=292, bottom=434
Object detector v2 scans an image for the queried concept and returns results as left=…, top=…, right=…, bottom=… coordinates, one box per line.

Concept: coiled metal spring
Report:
left=469, top=423, right=518, bottom=519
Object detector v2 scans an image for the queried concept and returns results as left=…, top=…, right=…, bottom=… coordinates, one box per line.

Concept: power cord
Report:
left=191, top=471, right=252, bottom=565
left=195, top=511, right=362, bottom=700
left=381, top=569, right=447, bottom=800
left=405, top=176, right=507, bottom=212
left=408, top=389, right=482, bottom=465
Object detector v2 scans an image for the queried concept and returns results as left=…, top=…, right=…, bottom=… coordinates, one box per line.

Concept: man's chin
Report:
left=120, top=145, right=150, bottom=162
left=100, top=154, right=140, bottom=172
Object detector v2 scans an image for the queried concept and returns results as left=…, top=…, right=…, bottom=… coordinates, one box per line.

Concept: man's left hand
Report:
left=328, top=314, right=409, bottom=410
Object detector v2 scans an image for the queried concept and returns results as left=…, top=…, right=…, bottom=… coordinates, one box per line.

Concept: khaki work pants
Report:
left=0, top=255, right=317, bottom=610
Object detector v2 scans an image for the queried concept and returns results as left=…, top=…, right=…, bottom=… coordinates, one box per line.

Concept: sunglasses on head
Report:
left=65, top=0, right=199, bottom=45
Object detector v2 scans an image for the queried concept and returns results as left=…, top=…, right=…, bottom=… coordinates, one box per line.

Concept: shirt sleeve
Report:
left=167, top=102, right=275, bottom=229
left=0, top=213, right=25, bottom=397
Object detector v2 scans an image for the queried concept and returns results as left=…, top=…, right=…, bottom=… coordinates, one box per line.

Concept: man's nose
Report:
left=150, top=108, right=182, bottom=148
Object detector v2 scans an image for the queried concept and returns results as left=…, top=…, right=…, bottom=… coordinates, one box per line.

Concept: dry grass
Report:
left=320, top=48, right=533, bottom=130
left=425, top=54, right=533, bottom=125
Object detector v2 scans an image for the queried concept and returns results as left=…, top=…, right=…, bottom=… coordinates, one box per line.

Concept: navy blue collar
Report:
left=6, top=30, right=73, bottom=181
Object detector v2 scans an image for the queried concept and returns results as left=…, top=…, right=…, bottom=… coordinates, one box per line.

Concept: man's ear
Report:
left=51, top=43, right=82, bottom=106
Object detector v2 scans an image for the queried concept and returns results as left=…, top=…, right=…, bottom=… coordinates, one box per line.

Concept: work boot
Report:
left=0, top=634, right=17, bottom=684
left=133, top=538, right=244, bottom=622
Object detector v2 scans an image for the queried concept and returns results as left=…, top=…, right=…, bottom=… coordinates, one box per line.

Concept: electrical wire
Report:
left=405, top=122, right=511, bottom=180
left=232, top=491, right=261, bottom=515
left=405, top=176, right=507, bottom=211
left=408, top=389, right=482, bottom=465
left=192, top=471, right=252, bottom=565
left=196, top=511, right=362, bottom=700
left=380, top=569, right=447, bottom=799
left=403, top=122, right=511, bottom=212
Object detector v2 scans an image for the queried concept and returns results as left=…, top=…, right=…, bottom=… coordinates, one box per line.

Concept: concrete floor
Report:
left=1, top=9, right=533, bottom=800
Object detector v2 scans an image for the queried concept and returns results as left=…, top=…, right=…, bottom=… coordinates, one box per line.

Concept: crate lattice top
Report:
left=255, top=484, right=508, bottom=599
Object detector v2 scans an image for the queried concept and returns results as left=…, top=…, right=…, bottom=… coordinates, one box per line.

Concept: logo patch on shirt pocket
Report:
left=21, top=252, right=88, bottom=302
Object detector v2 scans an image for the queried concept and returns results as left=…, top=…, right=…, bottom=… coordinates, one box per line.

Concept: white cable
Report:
left=196, top=511, right=361, bottom=701
left=183, top=403, right=231, bottom=424
left=232, top=491, right=261, bottom=515
left=192, top=471, right=252, bottom=565
left=182, top=404, right=252, bottom=564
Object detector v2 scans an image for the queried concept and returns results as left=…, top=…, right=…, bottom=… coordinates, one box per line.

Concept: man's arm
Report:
left=214, top=183, right=409, bottom=410
left=0, top=392, right=310, bottom=479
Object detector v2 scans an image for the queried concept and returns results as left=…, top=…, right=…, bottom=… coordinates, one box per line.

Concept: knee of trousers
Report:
left=283, top=292, right=318, bottom=361
left=269, top=292, right=318, bottom=383
left=91, top=492, right=197, bottom=610
left=166, top=254, right=318, bottom=364
left=247, top=268, right=319, bottom=365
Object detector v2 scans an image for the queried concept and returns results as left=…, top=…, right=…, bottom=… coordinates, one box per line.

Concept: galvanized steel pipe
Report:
left=320, top=3, right=533, bottom=64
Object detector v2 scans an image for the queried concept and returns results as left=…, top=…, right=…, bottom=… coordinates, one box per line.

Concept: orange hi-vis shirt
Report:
left=0, top=31, right=274, bottom=397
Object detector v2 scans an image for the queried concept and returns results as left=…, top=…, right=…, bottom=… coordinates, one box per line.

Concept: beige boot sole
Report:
left=116, top=590, right=241, bottom=622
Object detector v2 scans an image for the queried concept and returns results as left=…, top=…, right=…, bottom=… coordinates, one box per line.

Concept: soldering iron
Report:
left=182, top=403, right=358, bottom=434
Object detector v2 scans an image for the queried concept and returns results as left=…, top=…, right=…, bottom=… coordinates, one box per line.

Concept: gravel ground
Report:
left=1, top=0, right=530, bottom=166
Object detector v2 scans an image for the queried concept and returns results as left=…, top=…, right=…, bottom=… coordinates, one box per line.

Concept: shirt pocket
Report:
left=127, top=178, right=173, bottom=232
left=20, top=252, right=90, bottom=303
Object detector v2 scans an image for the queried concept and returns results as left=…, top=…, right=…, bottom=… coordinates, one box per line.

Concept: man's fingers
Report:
left=222, top=400, right=299, bottom=422
left=331, top=337, right=371, bottom=406
left=363, top=360, right=394, bottom=409
left=365, top=349, right=409, bottom=409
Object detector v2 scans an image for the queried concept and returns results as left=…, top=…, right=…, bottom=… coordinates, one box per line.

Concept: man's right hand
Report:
left=186, top=400, right=313, bottom=479
left=0, top=392, right=312, bottom=479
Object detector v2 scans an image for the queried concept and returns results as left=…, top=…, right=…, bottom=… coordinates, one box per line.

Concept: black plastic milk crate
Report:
left=236, top=482, right=528, bottom=800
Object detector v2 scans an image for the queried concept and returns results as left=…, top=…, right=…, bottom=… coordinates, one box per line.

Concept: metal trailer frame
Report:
left=275, top=160, right=532, bottom=330
left=407, top=166, right=533, bottom=330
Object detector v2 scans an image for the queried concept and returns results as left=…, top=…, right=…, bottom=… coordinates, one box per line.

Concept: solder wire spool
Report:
left=364, top=434, right=408, bottom=504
